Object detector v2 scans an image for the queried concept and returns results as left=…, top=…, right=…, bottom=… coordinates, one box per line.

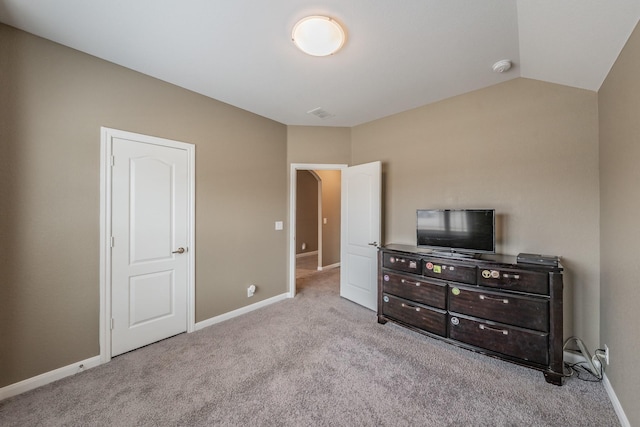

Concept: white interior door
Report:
left=110, top=135, right=190, bottom=356
left=340, top=161, right=381, bottom=310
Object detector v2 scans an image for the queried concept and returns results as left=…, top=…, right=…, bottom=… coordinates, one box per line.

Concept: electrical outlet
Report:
left=247, top=284, right=256, bottom=298
left=604, top=344, right=610, bottom=365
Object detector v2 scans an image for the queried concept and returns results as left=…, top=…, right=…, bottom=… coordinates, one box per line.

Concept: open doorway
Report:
left=295, top=170, right=320, bottom=278
left=289, top=164, right=346, bottom=297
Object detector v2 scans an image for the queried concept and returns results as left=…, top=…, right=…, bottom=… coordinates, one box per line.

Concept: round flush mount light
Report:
left=292, top=16, right=346, bottom=57
left=492, top=59, right=512, bottom=73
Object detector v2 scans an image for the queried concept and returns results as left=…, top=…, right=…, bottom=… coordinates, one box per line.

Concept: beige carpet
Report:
left=0, top=268, right=620, bottom=426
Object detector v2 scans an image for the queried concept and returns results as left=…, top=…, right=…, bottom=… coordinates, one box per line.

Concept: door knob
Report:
left=172, top=247, right=185, bottom=254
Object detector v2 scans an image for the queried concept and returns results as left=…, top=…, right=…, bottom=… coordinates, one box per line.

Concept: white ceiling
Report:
left=1, top=1, right=638, bottom=127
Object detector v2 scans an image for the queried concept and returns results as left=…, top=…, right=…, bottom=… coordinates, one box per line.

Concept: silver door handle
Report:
left=172, top=247, right=185, bottom=254
left=368, top=242, right=379, bottom=247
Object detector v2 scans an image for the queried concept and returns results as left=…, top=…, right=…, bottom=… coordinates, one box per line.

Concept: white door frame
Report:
left=289, top=163, right=347, bottom=297
left=304, top=170, right=322, bottom=270
left=99, top=127, right=196, bottom=363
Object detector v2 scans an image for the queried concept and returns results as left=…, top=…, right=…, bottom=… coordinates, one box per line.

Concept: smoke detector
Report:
left=492, top=59, right=512, bottom=73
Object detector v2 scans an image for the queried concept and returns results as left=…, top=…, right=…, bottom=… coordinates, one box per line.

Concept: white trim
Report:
left=603, top=374, right=630, bottom=427
left=309, top=170, right=323, bottom=270
left=100, top=127, right=196, bottom=364
left=194, top=293, right=290, bottom=331
left=296, top=170, right=323, bottom=269
left=563, top=350, right=629, bottom=426
left=321, top=262, right=341, bottom=270
left=0, top=356, right=102, bottom=401
left=187, top=142, right=196, bottom=334
left=99, top=132, right=111, bottom=363
left=1, top=344, right=627, bottom=427
left=296, top=250, right=318, bottom=259
left=289, top=164, right=347, bottom=298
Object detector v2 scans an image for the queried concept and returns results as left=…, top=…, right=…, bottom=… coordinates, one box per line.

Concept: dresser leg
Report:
left=377, top=316, right=387, bottom=325
left=543, top=371, right=564, bottom=386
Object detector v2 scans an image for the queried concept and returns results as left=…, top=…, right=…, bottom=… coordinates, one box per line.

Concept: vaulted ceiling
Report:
left=1, top=1, right=639, bottom=127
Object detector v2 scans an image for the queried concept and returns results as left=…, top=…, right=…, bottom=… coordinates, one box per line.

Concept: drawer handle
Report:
left=502, top=273, right=520, bottom=280
left=479, top=295, right=509, bottom=304
left=401, top=279, right=421, bottom=287
left=401, top=303, right=421, bottom=312
left=479, top=324, right=508, bottom=335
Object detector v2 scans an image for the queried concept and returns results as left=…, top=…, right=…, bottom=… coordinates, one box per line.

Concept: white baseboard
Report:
left=0, top=340, right=630, bottom=427
left=1, top=294, right=289, bottom=402
left=195, top=292, right=290, bottom=331
left=602, top=374, right=630, bottom=427
left=563, top=350, right=629, bottom=426
left=1, top=294, right=290, bottom=401
left=318, top=262, right=340, bottom=271
left=0, top=355, right=102, bottom=401
left=296, top=250, right=318, bottom=258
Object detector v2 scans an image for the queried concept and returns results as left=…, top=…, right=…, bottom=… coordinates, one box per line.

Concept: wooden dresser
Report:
left=378, top=244, right=564, bottom=385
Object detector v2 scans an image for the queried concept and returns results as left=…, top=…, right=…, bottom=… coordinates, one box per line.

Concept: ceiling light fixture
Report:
left=292, top=16, right=346, bottom=57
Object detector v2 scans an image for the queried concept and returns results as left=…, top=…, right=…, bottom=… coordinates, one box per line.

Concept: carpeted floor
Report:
left=0, top=268, right=620, bottom=426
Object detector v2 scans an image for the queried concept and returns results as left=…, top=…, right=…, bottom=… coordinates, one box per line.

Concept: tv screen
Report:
left=417, top=209, right=495, bottom=254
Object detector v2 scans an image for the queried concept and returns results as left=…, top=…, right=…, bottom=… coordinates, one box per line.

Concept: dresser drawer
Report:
left=382, top=294, right=447, bottom=337
left=382, top=272, right=447, bottom=309
left=423, top=258, right=477, bottom=284
left=448, top=285, right=549, bottom=331
left=382, top=252, right=423, bottom=275
left=477, top=267, right=548, bottom=295
left=449, top=314, right=549, bottom=366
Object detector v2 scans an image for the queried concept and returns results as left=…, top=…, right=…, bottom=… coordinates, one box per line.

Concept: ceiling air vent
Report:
left=307, top=107, right=334, bottom=120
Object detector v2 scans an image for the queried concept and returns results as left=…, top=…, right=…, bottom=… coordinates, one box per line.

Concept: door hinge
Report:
left=110, top=318, right=114, bottom=330
left=110, top=236, right=114, bottom=248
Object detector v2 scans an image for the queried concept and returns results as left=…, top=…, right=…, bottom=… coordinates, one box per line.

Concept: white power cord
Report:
left=563, top=336, right=603, bottom=380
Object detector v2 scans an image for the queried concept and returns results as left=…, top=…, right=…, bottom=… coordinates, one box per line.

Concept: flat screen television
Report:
left=417, top=209, right=495, bottom=255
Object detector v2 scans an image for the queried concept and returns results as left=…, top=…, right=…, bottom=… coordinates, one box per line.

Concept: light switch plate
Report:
left=275, top=221, right=283, bottom=230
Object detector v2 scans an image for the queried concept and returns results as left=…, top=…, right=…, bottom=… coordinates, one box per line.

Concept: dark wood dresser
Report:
left=378, top=244, right=564, bottom=385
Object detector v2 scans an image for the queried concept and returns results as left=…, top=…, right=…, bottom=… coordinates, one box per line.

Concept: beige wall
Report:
left=315, top=170, right=341, bottom=266
left=4, top=17, right=638, bottom=422
left=286, top=126, right=351, bottom=165
left=0, top=24, right=287, bottom=387
left=296, top=171, right=318, bottom=254
left=599, top=21, right=640, bottom=427
left=352, top=78, right=601, bottom=351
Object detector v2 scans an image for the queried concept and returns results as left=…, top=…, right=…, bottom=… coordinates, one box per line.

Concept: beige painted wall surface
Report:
left=315, top=170, right=341, bottom=266
left=296, top=171, right=318, bottom=254
left=352, top=78, right=600, bottom=351
left=599, top=21, right=640, bottom=426
left=0, top=24, right=287, bottom=387
left=287, top=126, right=351, bottom=165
